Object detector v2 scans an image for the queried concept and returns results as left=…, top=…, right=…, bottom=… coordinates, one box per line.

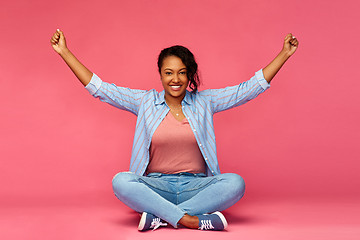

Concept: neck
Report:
left=164, top=94, right=184, bottom=107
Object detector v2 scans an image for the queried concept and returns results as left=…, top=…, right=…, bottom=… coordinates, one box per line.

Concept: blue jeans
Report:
left=112, top=172, right=245, bottom=227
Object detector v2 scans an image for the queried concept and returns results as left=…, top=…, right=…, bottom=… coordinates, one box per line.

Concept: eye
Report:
left=180, top=71, right=187, bottom=75
left=165, top=72, right=172, bottom=75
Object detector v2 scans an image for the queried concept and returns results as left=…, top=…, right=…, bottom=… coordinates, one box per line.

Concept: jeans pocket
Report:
left=138, top=176, right=174, bottom=194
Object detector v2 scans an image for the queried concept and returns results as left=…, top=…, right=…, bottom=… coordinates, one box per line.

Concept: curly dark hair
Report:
left=157, top=45, right=200, bottom=93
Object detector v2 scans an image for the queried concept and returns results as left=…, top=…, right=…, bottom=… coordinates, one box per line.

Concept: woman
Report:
left=50, top=29, right=298, bottom=231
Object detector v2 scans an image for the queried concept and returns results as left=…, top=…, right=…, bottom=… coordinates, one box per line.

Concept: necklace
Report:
left=167, top=104, right=182, bottom=116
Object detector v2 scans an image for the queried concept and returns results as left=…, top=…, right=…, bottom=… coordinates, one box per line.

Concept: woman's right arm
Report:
left=50, top=29, right=92, bottom=86
left=50, top=29, right=148, bottom=116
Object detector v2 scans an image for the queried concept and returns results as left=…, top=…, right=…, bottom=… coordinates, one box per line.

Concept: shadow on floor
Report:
left=223, top=211, right=262, bottom=224
left=110, top=210, right=140, bottom=227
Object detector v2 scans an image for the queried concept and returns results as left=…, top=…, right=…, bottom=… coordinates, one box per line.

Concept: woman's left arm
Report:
left=263, top=33, right=299, bottom=83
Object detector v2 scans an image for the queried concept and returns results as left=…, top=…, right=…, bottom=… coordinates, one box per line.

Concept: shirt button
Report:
left=199, top=144, right=202, bottom=147
left=205, top=158, right=208, bottom=160
left=194, top=129, right=196, bottom=132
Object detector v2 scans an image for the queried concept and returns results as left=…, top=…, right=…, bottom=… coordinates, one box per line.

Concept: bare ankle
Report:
left=178, top=214, right=199, bottom=229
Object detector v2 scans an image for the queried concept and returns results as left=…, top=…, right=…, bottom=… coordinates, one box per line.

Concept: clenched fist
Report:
left=282, top=33, right=299, bottom=57
left=50, top=29, right=68, bottom=54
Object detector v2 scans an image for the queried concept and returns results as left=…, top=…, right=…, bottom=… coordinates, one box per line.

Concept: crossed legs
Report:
left=111, top=172, right=245, bottom=228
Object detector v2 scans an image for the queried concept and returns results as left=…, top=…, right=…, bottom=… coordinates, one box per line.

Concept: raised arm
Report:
left=50, top=29, right=92, bottom=86
left=263, top=33, right=299, bottom=83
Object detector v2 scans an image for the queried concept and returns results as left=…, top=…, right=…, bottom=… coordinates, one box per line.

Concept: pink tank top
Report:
left=146, top=112, right=206, bottom=174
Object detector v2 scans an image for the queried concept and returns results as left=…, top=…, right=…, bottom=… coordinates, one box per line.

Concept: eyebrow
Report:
left=164, top=68, right=187, bottom=71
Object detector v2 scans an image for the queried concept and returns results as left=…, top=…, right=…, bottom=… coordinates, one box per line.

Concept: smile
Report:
left=170, top=85, right=181, bottom=90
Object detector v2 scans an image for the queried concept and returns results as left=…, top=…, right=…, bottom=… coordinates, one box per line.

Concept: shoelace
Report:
left=150, top=218, right=168, bottom=231
left=199, top=219, right=215, bottom=230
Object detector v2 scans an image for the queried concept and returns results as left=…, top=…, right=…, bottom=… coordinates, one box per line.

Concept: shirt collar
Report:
left=154, top=90, right=193, bottom=106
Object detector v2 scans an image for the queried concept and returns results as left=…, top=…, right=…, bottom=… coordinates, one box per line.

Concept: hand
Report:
left=281, top=33, right=299, bottom=57
left=50, top=29, right=68, bottom=54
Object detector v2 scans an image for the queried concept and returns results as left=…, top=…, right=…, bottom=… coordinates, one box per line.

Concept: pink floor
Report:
left=2, top=196, right=359, bottom=240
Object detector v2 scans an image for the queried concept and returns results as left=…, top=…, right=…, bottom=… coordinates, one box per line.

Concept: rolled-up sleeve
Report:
left=255, top=69, right=270, bottom=90
left=85, top=73, right=103, bottom=95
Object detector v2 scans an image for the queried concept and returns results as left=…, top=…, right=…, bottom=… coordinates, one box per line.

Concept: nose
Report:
left=172, top=74, right=180, bottom=83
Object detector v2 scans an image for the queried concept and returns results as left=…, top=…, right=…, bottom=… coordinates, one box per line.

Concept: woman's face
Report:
left=160, top=55, right=189, bottom=102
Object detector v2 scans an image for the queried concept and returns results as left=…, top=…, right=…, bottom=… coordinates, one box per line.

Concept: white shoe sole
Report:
left=212, top=211, right=228, bottom=230
left=138, top=212, right=147, bottom=231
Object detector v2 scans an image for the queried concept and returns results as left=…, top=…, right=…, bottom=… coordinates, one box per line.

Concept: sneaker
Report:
left=197, top=211, right=228, bottom=230
left=138, top=212, right=168, bottom=231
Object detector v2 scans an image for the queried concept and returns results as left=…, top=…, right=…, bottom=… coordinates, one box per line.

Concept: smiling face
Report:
left=160, top=55, right=189, bottom=103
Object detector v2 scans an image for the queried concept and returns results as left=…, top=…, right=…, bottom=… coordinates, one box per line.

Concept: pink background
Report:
left=1, top=0, right=359, bottom=239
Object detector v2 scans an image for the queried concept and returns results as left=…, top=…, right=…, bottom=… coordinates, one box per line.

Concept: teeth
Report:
left=171, top=86, right=181, bottom=89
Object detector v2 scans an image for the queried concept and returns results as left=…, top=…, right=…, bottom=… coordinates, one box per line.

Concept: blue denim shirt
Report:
left=85, top=69, right=270, bottom=176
